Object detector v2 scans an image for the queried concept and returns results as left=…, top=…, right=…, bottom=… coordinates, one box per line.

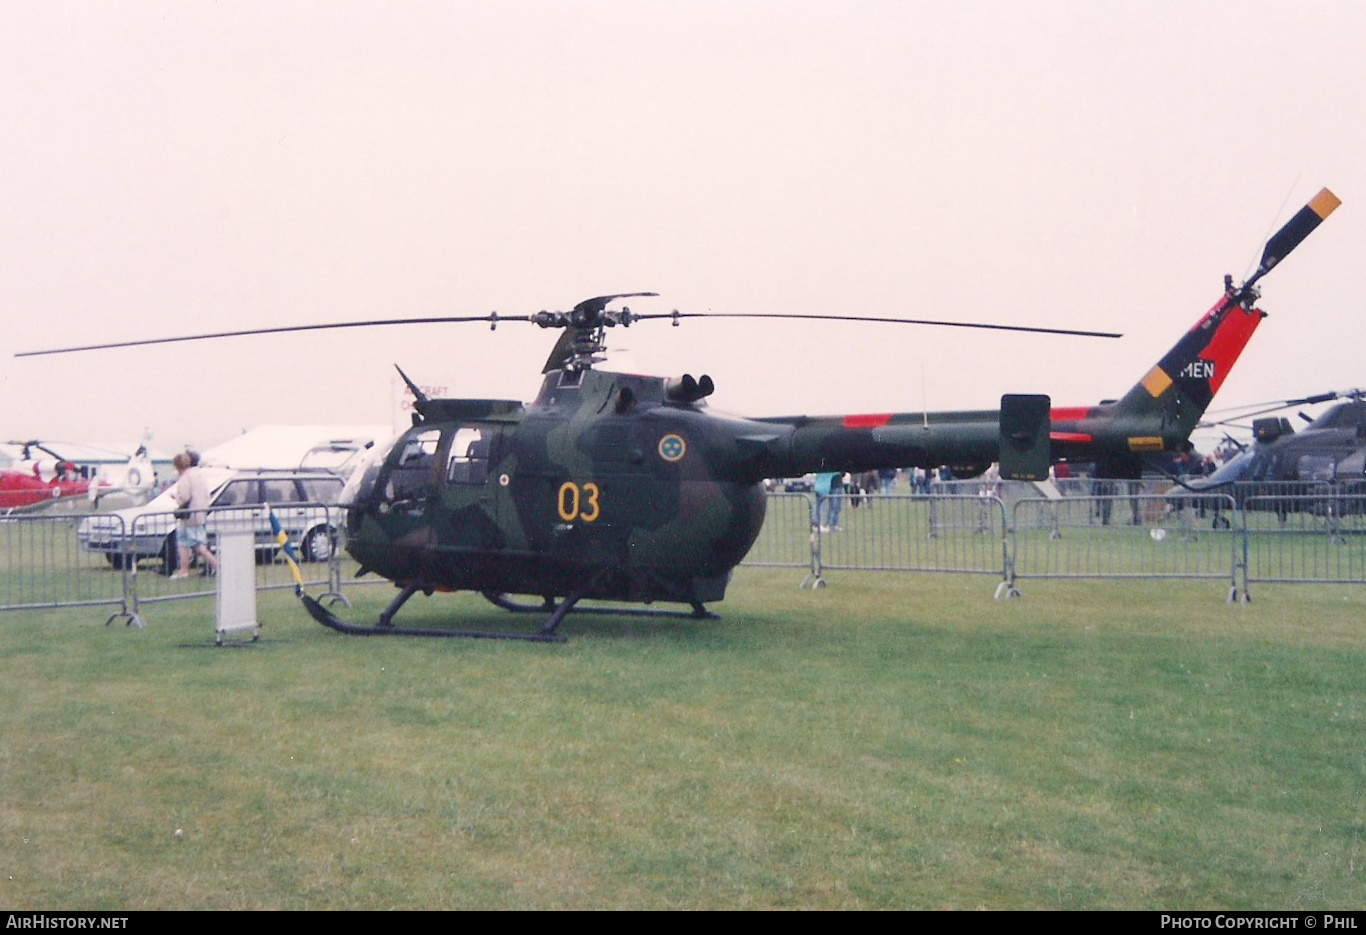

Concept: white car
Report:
left=78, top=469, right=345, bottom=571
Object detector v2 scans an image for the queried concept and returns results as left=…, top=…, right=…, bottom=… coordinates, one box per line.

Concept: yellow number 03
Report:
left=557, top=481, right=601, bottom=522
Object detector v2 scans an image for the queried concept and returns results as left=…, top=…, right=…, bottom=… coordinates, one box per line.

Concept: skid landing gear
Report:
left=301, top=583, right=567, bottom=642
left=300, top=583, right=719, bottom=642
left=482, top=592, right=718, bottom=624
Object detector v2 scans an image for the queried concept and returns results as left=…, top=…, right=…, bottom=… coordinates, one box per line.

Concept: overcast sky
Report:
left=2, top=0, right=1363, bottom=453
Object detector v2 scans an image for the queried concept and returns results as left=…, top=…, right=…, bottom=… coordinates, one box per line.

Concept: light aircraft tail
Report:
left=88, top=447, right=157, bottom=507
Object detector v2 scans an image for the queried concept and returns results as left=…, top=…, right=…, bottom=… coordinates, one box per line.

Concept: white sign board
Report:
left=215, top=531, right=259, bottom=645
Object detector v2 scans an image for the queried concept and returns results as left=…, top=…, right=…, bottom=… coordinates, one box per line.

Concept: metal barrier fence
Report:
left=745, top=491, right=1013, bottom=589
left=745, top=492, right=818, bottom=569
left=818, top=492, right=1008, bottom=579
left=4, top=485, right=1365, bottom=621
left=931, top=477, right=1172, bottom=503
left=1242, top=494, right=1366, bottom=587
left=0, top=512, right=131, bottom=614
left=741, top=484, right=1366, bottom=600
left=122, top=506, right=339, bottom=620
left=0, top=503, right=341, bottom=625
left=1009, top=494, right=1241, bottom=597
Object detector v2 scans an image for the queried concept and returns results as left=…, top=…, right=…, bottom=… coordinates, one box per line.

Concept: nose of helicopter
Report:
left=338, top=440, right=390, bottom=510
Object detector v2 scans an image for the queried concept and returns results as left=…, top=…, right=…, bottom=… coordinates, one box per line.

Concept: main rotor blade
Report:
left=14, top=314, right=522, bottom=357
left=632, top=312, right=1122, bottom=339
left=1202, top=388, right=1355, bottom=422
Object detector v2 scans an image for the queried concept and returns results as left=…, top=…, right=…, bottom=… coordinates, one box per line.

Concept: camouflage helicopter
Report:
left=17, top=188, right=1339, bottom=640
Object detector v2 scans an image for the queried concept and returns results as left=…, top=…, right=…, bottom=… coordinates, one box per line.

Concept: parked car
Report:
left=77, top=469, right=345, bottom=571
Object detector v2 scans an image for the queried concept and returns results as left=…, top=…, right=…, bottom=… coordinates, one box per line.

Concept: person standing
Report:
left=170, top=451, right=217, bottom=578
left=815, top=471, right=845, bottom=531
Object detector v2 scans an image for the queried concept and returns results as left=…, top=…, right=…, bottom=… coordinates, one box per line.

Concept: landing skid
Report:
left=482, top=592, right=719, bottom=622
left=299, top=582, right=718, bottom=642
left=300, top=587, right=567, bottom=642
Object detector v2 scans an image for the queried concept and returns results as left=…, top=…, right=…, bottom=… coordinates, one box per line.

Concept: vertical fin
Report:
left=1109, top=290, right=1265, bottom=438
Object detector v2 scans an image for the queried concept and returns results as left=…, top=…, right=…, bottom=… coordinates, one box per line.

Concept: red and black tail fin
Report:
left=1109, top=289, right=1267, bottom=435
left=1109, top=188, right=1340, bottom=438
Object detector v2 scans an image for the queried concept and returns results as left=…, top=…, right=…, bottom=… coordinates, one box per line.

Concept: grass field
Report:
left=2, top=569, right=1364, bottom=909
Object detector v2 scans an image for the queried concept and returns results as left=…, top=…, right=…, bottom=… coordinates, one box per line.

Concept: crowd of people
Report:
left=806, top=448, right=1234, bottom=532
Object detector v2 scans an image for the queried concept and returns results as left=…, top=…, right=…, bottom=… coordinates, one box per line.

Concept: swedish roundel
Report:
left=658, top=433, right=687, bottom=462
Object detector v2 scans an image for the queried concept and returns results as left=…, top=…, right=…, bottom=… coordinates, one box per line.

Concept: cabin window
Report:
left=1296, top=454, right=1336, bottom=482
left=447, top=427, right=490, bottom=485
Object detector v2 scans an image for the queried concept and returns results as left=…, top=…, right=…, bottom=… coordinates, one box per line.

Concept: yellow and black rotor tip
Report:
left=1260, top=187, right=1341, bottom=273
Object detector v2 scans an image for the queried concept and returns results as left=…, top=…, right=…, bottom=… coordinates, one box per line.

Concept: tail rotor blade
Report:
left=1256, top=187, right=1341, bottom=279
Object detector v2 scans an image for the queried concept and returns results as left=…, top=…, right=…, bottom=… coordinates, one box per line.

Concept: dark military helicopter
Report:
left=17, top=188, right=1339, bottom=640
left=1167, top=387, right=1366, bottom=524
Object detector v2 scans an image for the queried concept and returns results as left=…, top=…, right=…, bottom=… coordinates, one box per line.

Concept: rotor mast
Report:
left=534, top=292, right=657, bottom=373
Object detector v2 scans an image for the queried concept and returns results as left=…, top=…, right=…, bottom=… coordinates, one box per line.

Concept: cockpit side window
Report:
left=447, top=427, right=491, bottom=485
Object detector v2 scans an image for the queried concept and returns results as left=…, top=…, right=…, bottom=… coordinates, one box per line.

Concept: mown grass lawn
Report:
left=2, top=570, right=1363, bottom=909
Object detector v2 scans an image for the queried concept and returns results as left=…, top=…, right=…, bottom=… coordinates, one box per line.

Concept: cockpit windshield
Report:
left=339, top=438, right=390, bottom=507
left=1202, top=450, right=1254, bottom=485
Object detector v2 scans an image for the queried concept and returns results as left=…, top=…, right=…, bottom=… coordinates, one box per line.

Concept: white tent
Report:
left=198, top=425, right=396, bottom=473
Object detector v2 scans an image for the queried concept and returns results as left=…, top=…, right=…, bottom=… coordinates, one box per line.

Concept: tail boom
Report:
left=752, top=188, right=1336, bottom=481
